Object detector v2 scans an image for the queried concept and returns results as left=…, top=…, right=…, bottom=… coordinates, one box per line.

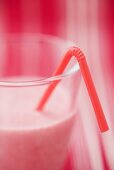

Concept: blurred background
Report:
left=0, top=0, right=114, bottom=169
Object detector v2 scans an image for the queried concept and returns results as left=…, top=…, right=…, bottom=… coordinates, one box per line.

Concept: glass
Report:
left=0, top=33, right=81, bottom=170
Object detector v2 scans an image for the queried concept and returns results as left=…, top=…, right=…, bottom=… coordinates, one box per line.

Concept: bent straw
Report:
left=37, top=47, right=109, bottom=132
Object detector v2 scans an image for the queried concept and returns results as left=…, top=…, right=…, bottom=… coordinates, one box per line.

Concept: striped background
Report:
left=0, top=0, right=114, bottom=169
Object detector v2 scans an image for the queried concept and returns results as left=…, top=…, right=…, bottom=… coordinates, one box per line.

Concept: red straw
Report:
left=37, top=47, right=109, bottom=133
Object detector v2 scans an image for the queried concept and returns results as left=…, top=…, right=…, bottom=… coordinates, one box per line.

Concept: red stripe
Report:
left=99, top=0, right=114, bottom=78
left=39, top=0, right=67, bottom=37
left=63, top=152, right=73, bottom=170
left=98, top=1, right=114, bottom=169
left=104, top=0, right=114, bottom=78
left=6, top=0, right=22, bottom=32
left=4, top=0, right=22, bottom=76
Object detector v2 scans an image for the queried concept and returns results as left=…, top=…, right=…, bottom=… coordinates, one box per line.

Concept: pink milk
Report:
left=0, top=80, right=76, bottom=170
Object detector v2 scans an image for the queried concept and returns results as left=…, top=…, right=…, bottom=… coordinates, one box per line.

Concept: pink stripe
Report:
left=4, top=40, right=22, bottom=76
left=99, top=135, right=110, bottom=170
left=21, top=0, right=40, bottom=32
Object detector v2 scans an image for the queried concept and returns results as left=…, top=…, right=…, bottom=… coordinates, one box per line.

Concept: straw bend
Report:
left=66, top=46, right=85, bottom=62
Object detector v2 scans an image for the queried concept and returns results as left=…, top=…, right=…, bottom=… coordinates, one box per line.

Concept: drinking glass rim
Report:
left=0, top=33, right=79, bottom=87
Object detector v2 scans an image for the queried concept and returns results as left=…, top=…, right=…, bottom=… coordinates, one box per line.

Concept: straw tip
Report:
left=100, top=124, right=109, bottom=133
left=36, top=105, right=42, bottom=111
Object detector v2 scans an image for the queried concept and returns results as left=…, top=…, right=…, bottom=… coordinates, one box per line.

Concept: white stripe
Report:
left=89, top=1, right=114, bottom=169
